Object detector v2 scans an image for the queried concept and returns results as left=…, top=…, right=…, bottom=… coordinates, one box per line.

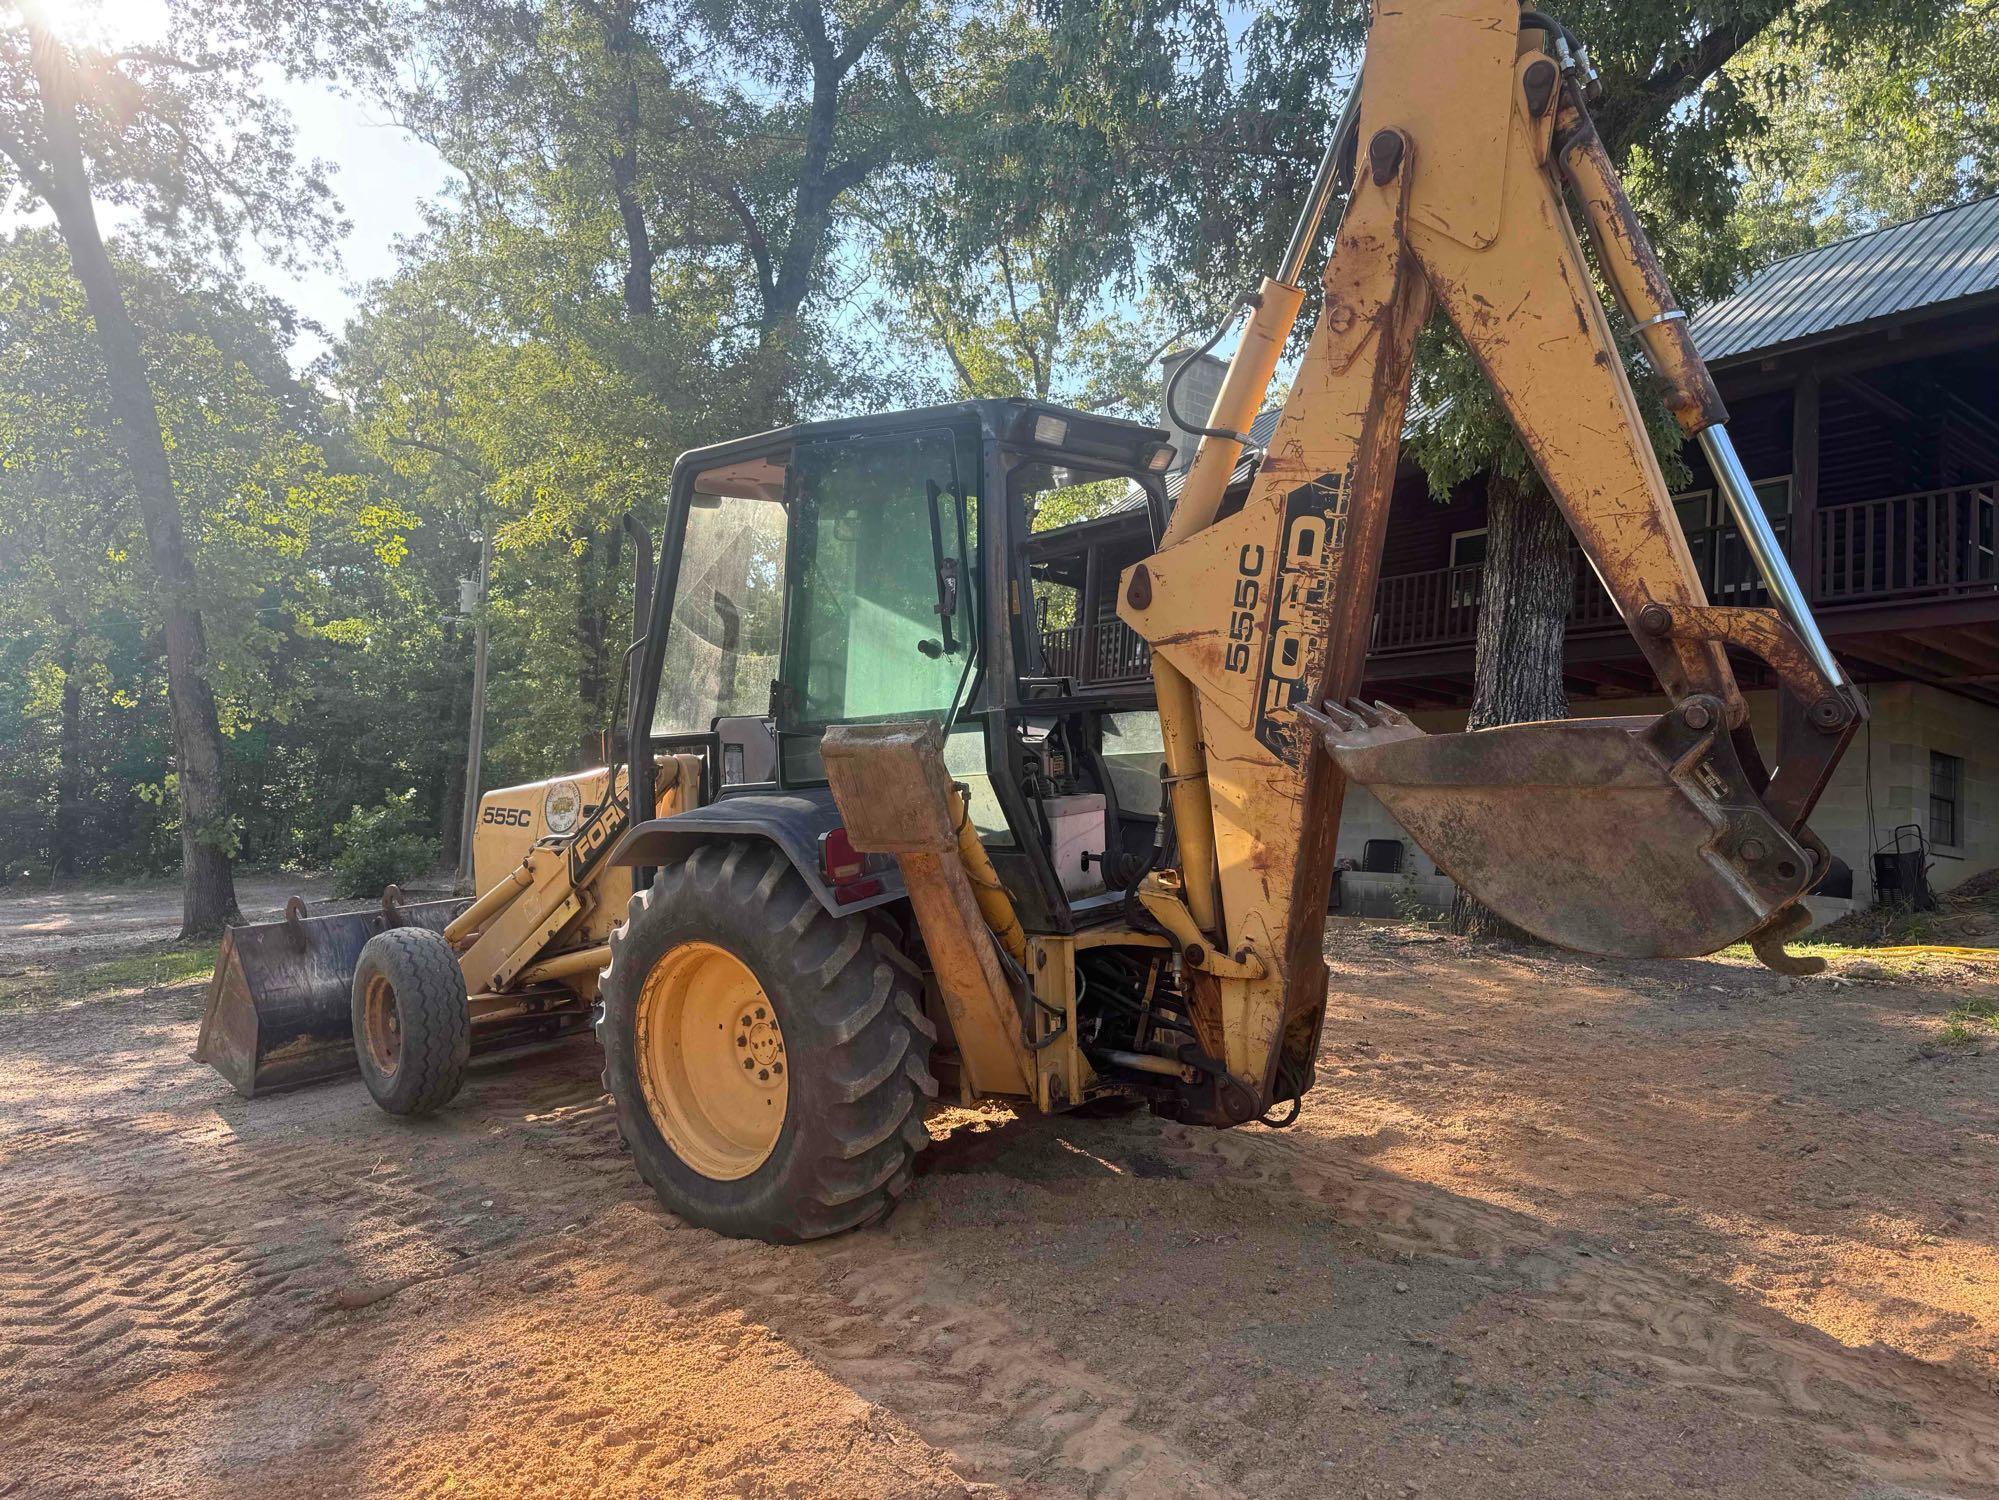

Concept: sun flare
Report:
left=21, top=0, right=171, bottom=47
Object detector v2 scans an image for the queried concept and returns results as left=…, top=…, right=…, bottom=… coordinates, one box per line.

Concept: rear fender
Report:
left=610, top=791, right=908, bottom=919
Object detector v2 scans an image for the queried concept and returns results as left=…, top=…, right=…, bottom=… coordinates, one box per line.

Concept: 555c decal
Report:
left=1224, top=544, right=1265, bottom=674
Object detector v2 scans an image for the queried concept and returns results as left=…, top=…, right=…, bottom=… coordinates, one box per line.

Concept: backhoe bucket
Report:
left=196, top=895, right=467, bottom=1097
left=1306, top=697, right=1814, bottom=958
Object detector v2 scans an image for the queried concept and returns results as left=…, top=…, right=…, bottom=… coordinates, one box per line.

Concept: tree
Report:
left=391, top=0, right=950, bottom=427
left=855, top=0, right=1238, bottom=410
left=873, top=233, right=1164, bottom=413
left=332, top=197, right=744, bottom=790
left=0, top=1, right=366, bottom=932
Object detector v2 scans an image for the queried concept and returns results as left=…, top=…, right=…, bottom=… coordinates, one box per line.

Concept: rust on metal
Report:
left=821, top=722, right=1035, bottom=1099
left=196, top=897, right=468, bottom=1097
left=1306, top=697, right=1815, bottom=958
left=1748, top=904, right=1826, bottom=976
left=1125, top=563, right=1152, bottom=610
left=1553, top=90, right=1727, bottom=435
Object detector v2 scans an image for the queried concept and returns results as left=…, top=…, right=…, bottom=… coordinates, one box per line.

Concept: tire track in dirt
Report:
left=0, top=1057, right=624, bottom=1418
left=482, top=1202, right=1230, bottom=1498
left=1150, top=1120, right=1999, bottom=1493
left=10, top=1015, right=1996, bottom=1497
left=1, top=1051, right=1231, bottom=1497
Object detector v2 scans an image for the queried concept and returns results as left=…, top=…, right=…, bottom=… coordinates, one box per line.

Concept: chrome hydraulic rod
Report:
left=1275, top=79, right=1364, bottom=286
left=1698, top=425, right=1850, bottom=688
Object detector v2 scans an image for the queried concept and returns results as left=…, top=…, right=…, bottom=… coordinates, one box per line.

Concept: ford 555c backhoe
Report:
left=202, top=0, right=1864, bottom=1243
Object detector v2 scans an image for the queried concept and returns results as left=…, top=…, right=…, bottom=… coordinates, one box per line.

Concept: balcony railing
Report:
left=1034, top=483, right=1999, bottom=683
left=1370, top=522, right=1778, bottom=653
left=1040, top=616, right=1152, bottom=682
left=1816, top=481, right=1999, bottom=603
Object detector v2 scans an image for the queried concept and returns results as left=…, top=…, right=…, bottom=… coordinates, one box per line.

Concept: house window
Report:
left=1930, top=751, right=1964, bottom=848
left=1670, top=478, right=1791, bottom=597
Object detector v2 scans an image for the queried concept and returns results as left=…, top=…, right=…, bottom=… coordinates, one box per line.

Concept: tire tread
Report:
left=597, top=839, right=934, bottom=1242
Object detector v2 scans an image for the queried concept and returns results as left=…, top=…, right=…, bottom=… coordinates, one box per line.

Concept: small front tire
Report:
left=352, top=927, right=470, bottom=1116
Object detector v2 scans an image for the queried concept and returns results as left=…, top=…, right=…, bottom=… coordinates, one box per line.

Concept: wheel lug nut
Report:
left=758, top=1068, right=770, bottom=1081
left=736, top=1034, right=747, bottom=1047
left=755, top=1006, right=766, bottom=1020
left=771, top=1062, right=783, bottom=1075
left=743, top=1058, right=754, bottom=1070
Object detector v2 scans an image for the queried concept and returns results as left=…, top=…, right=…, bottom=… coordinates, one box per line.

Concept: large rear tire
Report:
left=598, top=839, right=936, bottom=1242
left=351, top=927, right=470, bottom=1116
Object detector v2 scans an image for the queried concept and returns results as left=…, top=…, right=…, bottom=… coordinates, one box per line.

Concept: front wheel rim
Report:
left=634, top=941, right=788, bottom=1180
left=361, top=973, right=402, bottom=1078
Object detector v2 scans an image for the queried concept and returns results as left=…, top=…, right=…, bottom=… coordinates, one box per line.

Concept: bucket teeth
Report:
left=1297, top=699, right=1359, bottom=733
left=1300, top=697, right=1422, bottom=753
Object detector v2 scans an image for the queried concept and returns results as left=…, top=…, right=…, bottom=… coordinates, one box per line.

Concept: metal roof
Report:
left=1693, top=194, right=1999, bottom=365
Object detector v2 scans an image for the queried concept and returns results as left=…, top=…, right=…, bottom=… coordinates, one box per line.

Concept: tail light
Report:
left=818, top=827, right=884, bottom=903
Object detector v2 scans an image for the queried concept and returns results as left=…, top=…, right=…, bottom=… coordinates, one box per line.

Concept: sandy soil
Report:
left=2, top=896, right=1995, bottom=1498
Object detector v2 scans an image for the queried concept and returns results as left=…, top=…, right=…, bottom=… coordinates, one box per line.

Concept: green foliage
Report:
left=0, top=2, right=379, bottom=274
left=1939, top=993, right=1997, bottom=1048
left=1391, top=867, right=1437, bottom=926
left=872, top=236, right=1166, bottom=413
left=1404, top=317, right=1692, bottom=505
left=330, top=790, right=438, bottom=899
left=0, top=230, right=426, bottom=875
left=1728, top=7, right=1999, bottom=266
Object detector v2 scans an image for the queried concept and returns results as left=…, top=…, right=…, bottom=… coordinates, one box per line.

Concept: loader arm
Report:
left=1118, top=0, right=1864, bottom=1116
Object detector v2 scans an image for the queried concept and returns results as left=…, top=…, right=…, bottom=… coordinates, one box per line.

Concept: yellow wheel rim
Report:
left=635, top=941, right=788, bottom=1180
left=360, top=973, right=402, bottom=1078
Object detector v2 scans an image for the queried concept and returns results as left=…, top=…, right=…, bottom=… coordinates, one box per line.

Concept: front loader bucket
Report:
left=1306, top=697, right=1814, bottom=958
left=196, top=895, right=467, bottom=1097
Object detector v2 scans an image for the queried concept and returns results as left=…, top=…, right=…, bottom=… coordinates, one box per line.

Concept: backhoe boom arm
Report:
left=1118, top=0, right=1862, bottom=1121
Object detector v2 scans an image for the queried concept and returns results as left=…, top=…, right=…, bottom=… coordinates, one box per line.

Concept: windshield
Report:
left=651, top=491, right=786, bottom=736
left=782, top=429, right=977, bottom=727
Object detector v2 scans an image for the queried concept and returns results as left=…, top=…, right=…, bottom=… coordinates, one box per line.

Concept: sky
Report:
left=255, top=78, right=456, bottom=362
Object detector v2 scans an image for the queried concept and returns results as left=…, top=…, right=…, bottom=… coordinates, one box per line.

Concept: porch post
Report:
left=1790, top=373, right=1821, bottom=598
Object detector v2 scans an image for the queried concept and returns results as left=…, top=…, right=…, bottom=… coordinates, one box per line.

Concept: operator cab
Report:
left=626, top=399, right=1175, bottom=934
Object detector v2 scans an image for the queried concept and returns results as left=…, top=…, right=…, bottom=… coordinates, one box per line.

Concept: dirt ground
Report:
left=2, top=882, right=1997, bottom=1499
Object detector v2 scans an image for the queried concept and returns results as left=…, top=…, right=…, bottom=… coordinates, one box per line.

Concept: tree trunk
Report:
left=572, top=524, right=628, bottom=767
left=27, top=26, right=240, bottom=934
left=748, top=3, right=865, bottom=424
left=1451, top=470, right=1573, bottom=940
left=601, top=2, right=655, bottom=319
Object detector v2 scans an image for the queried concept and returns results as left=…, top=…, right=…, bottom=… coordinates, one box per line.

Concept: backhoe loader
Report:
left=202, top=0, right=1865, bottom=1243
